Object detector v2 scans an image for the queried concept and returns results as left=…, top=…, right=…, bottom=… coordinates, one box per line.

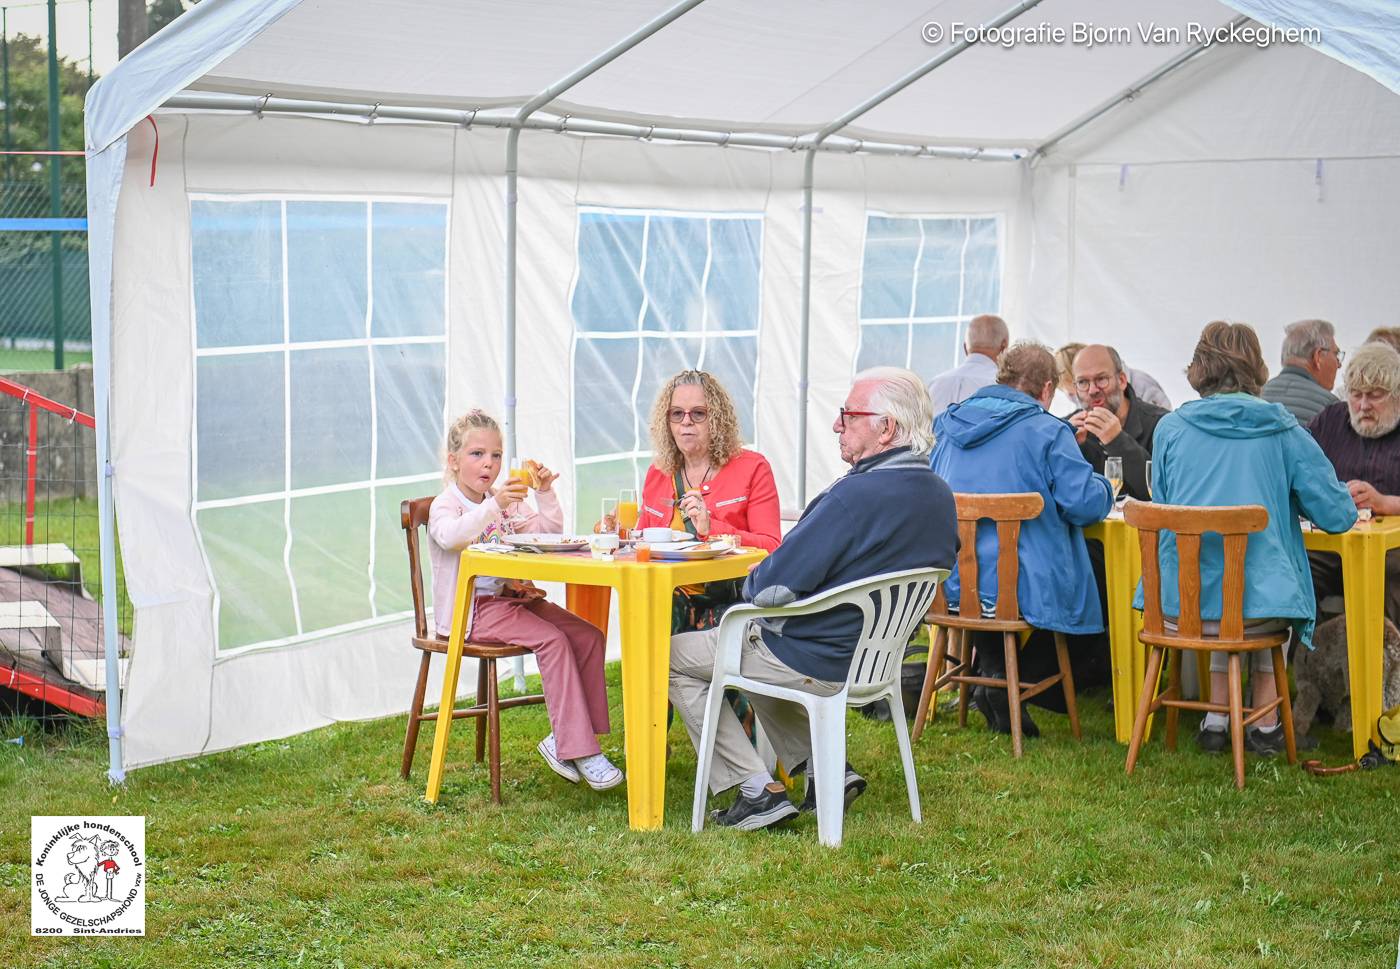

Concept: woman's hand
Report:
left=494, top=478, right=529, bottom=510
left=678, top=489, right=711, bottom=536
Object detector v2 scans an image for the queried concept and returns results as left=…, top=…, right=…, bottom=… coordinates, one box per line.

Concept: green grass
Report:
left=2, top=667, right=1396, bottom=968
left=0, top=349, right=92, bottom=374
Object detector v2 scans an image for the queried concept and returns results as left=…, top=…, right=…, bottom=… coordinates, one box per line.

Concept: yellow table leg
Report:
left=616, top=569, right=673, bottom=831
left=1102, top=524, right=1144, bottom=743
left=1341, top=535, right=1386, bottom=760
left=424, top=571, right=476, bottom=804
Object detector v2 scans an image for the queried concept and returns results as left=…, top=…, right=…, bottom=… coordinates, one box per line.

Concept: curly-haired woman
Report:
left=636, top=370, right=781, bottom=552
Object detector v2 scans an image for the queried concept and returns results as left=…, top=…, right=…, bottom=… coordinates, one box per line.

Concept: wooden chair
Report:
left=1123, top=500, right=1296, bottom=790
left=399, top=497, right=545, bottom=802
left=911, top=493, right=1081, bottom=757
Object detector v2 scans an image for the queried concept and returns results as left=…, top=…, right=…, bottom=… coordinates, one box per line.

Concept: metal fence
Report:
left=0, top=170, right=90, bottom=356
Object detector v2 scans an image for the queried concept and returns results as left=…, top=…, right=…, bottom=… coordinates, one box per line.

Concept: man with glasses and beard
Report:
left=1307, top=341, right=1400, bottom=632
left=1067, top=344, right=1168, bottom=502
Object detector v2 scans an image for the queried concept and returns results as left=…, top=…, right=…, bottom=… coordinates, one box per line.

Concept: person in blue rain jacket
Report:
left=1134, top=321, right=1356, bottom=755
left=930, top=342, right=1114, bottom=735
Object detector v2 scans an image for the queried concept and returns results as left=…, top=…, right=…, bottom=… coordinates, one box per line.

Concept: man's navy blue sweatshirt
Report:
left=741, top=446, right=958, bottom=681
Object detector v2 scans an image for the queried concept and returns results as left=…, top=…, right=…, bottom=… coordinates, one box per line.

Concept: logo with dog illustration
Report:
left=31, top=816, right=145, bottom=936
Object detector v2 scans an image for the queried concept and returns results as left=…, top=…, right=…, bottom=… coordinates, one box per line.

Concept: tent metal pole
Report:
left=160, top=93, right=1028, bottom=162
left=503, top=0, right=706, bottom=688
left=795, top=150, right=814, bottom=507
left=792, top=0, right=1044, bottom=505
left=811, top=0, right=1045, bottom=144
left=503, top=0, right=708, bottom=464
left=1031, top=14, right=1250, bottom=161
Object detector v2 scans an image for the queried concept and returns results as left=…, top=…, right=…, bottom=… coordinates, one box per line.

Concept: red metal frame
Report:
left=0, top=377, right=103, bottom=716
left=1, top=660, right=105, bottom=717
left=0, top=376, right=96, bottom=546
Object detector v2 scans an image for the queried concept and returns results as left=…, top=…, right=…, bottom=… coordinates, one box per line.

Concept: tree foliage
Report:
left=0, top=33, right=89, bottom=187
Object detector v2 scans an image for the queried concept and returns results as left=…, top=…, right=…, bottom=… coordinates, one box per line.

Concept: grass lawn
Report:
left=0, top=350, right=92, bottom=374
left=2, top=667, right=1396, bottom=968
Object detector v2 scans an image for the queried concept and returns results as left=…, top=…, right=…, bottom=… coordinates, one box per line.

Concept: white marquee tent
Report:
left=83, top=0, right=1400, bottom=776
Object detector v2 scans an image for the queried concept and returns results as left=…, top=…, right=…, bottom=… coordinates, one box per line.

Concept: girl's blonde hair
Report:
left=648, top=370, right=744, bottom=475
left=443, top=409, right=500, bottom=483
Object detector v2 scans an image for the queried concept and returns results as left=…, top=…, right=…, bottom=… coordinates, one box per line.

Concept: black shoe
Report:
left=797, top=763, right=867, bottom=813
left=977, top=687, right=1039, bottom=738
left=1196, top=723, right=1229, bottom=753
left=1245, top=724, right=1289, bottom=756
left=711, top=784, right=798, bottom=831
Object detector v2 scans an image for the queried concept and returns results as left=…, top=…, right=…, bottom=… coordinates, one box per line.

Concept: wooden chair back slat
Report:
left=402, top=497, right=434, bottom=641
left=1176, top=534, right=1202, bottom=639
left=1138, top=526, right=1162, bottom=635
left=1220, top=534, right=1249, bottom=642
left=955, top=518, right=982, bottom=620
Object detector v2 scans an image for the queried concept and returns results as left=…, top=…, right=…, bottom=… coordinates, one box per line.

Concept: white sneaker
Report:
left=575, top=753, right=624, bottom=791
left=537, top=734, right=580, bottom=783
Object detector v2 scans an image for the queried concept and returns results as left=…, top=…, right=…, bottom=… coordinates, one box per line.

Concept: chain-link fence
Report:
left=0, top=168, right=90, bottom=362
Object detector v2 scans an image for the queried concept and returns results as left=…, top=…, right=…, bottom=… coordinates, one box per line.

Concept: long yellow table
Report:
left=423, top=547, right=766, bottom=830
left=1088, top=515, right=1400, bottom=759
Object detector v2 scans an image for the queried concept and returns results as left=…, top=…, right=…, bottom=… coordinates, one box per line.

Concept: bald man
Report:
left=926, top=314, right=1010, bottom=418
left=1067, top=344, right=1167, bottom=501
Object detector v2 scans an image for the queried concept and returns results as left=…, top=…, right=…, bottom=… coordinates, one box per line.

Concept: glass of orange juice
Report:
left=617, top=488, right=639, bottom=537
left=509, top=459, right=532, bottom=488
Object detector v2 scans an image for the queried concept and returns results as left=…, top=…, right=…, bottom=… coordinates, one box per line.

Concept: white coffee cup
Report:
left=589, top=533, right=620, bottom=559
left=642, top=526, right=677, bottom=543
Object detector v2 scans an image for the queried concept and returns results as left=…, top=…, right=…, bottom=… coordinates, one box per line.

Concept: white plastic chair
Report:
left=691, top=567, right=948, bottom=847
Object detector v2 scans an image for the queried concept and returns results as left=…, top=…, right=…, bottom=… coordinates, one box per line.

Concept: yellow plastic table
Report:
left=422, top=546, right=766, bottom=830
left=1089, top=514, right=1400, bottom=759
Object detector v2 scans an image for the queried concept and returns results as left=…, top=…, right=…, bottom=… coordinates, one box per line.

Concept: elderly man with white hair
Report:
left=1261, top=318, right=1343, bottom=424
left=668, top=367, right=958, bottom=831
left=1307, top=341, right=1400, bottom=631
left=927, top=313, right=1010, bottom=418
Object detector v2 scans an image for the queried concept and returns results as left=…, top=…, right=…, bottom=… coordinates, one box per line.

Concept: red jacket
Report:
left=638, top=449, right=781, bottom=551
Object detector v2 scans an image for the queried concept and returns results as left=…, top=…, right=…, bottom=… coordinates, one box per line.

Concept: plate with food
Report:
left=647, top=540, right=736, bottom=561
left=503, top=533, right=591, bottom=553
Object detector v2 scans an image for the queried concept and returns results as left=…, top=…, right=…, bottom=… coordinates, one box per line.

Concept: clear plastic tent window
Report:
left=856, top=215, right=1002, bottom=382
left=570, top=208, right=762, bottom=532
left=190, top=196, right=449, bottom=652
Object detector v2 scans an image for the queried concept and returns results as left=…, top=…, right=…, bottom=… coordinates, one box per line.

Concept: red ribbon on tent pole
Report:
left=145, top=115, right=159, bottom=186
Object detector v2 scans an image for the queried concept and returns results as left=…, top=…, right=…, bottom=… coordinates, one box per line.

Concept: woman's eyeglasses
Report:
left=668, top=408, right=710, bottom=424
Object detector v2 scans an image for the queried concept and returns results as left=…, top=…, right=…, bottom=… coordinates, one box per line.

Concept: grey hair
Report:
left=1343, top=341, right=1400, bottom=396
left=965, top=314, right=1010, bottom=353
left=852, top=366, right=936, bottom=456
left=1280, top=318, right=1335, bottom=365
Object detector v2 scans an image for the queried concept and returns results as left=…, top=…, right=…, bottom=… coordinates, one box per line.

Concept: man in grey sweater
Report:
left=1261, top=318, right=1342, bottom=424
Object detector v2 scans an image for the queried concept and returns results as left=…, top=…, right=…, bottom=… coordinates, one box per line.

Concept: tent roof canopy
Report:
left=90, top=0, right=1397, bottom=160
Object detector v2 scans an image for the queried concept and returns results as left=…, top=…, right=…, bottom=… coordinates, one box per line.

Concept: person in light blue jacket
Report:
left=1135, top=321, right=1356, bottom=755
left=931, top=343, right=1114, bottom=735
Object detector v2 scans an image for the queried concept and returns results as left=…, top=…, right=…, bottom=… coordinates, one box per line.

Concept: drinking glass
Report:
left=1104, top=456, right=1124, bottom=501
left=509, top=458, right=532, bottom=488
left=599, top=497, right=619, bottom=535
left=617, top=488, right=639, bottom=536
left=1145, top=460, right=1152, bottom=500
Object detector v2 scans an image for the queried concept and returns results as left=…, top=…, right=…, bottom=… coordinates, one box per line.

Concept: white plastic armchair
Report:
left=691, top=567, right=949, bottom=847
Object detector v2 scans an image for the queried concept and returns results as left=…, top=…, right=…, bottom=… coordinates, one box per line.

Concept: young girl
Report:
left=429, top=410, right=621, bottom=790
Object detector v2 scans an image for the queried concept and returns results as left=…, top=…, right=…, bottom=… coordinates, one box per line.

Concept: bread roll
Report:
left=524, top=459, right=543, bottom=489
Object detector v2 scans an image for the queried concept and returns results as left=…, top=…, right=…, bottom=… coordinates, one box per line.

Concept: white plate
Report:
left=647, top=540, right=734, bottom=561
left=504, top=533, right=590, bottom=552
